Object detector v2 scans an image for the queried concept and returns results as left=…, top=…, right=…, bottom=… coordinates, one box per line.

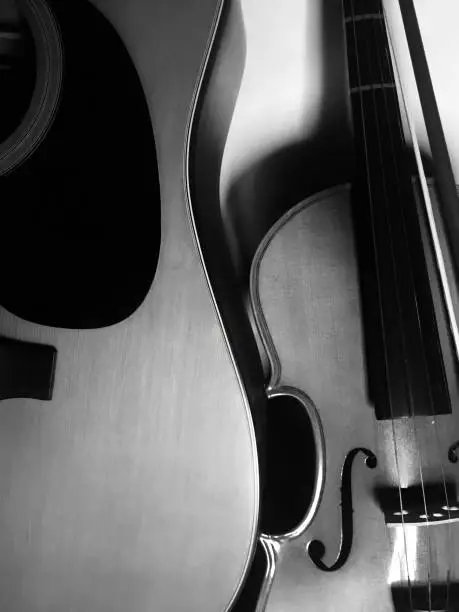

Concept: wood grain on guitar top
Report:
left=0, top=1, right=261, bottom=611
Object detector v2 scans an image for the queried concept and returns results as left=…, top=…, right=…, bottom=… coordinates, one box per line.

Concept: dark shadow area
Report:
left=224, top=0, right=353, bottom=289
left=260, top=394, right=316, bottom=535
left=0, top=0, right=160, bottom=329
left=0, top=14, right=36, bottom=143
left=230, top=394, right=316, bottom=611
left=231, top=542, right=268, bottom=612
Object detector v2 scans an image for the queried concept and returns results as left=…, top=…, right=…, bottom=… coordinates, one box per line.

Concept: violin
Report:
left=192, top=0, right=459, bottom=609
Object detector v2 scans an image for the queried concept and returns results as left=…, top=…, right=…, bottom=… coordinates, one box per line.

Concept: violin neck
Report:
left=343, top=0, right=451, bottom=420
left=344, top=0, right=401, bottom=171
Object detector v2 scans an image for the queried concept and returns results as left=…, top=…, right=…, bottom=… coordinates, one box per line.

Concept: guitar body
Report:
left=0, top=1, right=260, bottom=610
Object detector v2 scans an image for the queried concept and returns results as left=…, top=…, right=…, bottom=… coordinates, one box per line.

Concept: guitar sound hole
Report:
left=0, top=19, right=36, bottom=144
left=0, top=0, right=160, bottom=329
left=261, top=394, right=317, bottom=536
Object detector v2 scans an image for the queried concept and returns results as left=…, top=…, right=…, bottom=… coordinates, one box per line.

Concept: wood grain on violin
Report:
left=0, top=0, right=264, bottom=610
left=209, top=0, right=459, bottom=610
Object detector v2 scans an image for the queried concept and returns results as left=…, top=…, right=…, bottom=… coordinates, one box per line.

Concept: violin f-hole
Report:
left=448, top=440, right=459, bottom=463
left=307, top=447, right=377, bottom=572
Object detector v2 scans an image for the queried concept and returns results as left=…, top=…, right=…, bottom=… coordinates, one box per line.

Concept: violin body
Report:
left=0, top=0, right=260, bottom=610
left=251, top=184, right=459, bottom=611
left=205, top=0, right=459, bottom=606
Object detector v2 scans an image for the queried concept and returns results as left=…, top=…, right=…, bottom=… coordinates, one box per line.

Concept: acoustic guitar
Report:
left=0, top=0, right=264, bottom=610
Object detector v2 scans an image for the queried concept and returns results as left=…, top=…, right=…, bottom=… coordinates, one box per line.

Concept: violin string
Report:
left=383, top=0, right=454, bottom=555
left=373, top=13, right=431, bottom=610
left=394, top=86, right=456, bottom=610
left=347, top=0, right=413, bottom=605
left=383, top=6, right=454, bottom=607
left=372, top=8, right=435, bottom=609
left=398, top=100, right=459, bottom=364
left=363, top=3, right=421, bottom=606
